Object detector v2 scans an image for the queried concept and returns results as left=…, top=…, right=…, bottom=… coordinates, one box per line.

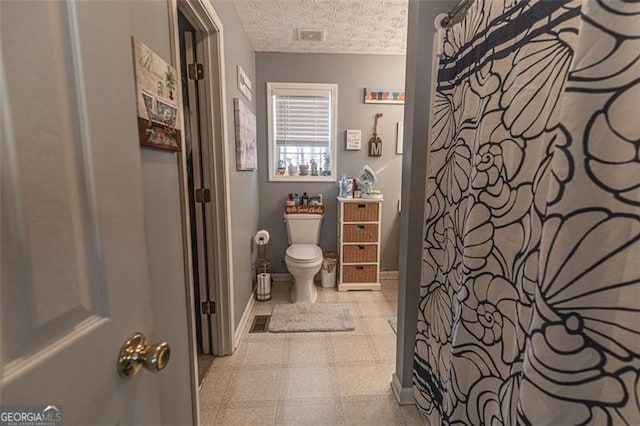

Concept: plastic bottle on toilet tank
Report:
left=339, top=174, right=348, bottom=198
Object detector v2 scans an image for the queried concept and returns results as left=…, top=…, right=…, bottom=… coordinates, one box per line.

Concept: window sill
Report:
left=269, top=175, right=336, bottom=183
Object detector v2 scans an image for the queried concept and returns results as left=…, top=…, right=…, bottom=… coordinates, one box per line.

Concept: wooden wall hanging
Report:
left=369, top=112, right=383, bottom=157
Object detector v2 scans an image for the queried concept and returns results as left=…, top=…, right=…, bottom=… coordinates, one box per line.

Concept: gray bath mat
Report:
left=269, top=303, right=355, bottom=332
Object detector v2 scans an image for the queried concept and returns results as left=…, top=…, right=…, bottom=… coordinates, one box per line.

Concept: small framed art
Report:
left=346, top=129, right=362, bottom=150
left=364, top=88, right=405, bottom=104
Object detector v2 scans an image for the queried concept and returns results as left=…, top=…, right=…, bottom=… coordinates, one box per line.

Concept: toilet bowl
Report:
left=285, top=244, right=323, bottom=303
left=283, top=213, right=324, bottom=303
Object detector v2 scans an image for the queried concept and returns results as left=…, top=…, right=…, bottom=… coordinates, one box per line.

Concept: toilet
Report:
left=284, top=213, right=324, bottom=303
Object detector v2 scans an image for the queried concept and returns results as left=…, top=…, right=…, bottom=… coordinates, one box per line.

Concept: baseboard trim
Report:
left=380, top=270, right=399, bottom=280
left=234, top=291, right=255, bottom=349
left=391, top=373, right=415, bottom=406
left=271, top=273, right=293, bottom=282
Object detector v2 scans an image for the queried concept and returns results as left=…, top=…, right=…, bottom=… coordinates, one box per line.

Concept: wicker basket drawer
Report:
left=343, top=244, right=377, bottom=263
left=343, top=224, right=378, bottom=242
left=344, top=202, right=379, bottom=222
left=342, top=265, right=377, bottom=283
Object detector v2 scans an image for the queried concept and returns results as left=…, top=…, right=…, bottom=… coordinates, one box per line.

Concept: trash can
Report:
left=320, top=252, right=338, bottom=288
left=256, top=260, right=272, bottom=301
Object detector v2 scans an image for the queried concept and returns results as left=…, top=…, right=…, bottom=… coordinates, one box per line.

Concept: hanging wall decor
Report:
left=364, top=88, right=404, bottom=104
left=346, top=129, right=362, bottom=150
left=131, top=37, right=182, bottom=152
left=237, top=65, right=252, bottom=102
left=396, top=122, right=403, bottom=154
left=233, top=98, right=257, bottom=170
left=368, top=113, right=383, bottom=157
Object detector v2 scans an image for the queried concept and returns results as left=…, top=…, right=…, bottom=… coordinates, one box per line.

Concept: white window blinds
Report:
left=274, top=94, right=331, bottom=147
left=267, top=82, right=337, bottom=181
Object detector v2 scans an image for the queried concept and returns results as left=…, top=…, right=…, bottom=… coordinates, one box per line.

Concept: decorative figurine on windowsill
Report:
left=298, top=155, right=309, bottom=176
left=310, top=158, right=318, bottom=176
left=287, top=158, right=297, bottom=176
left=322, top=153, right=331, bottom=176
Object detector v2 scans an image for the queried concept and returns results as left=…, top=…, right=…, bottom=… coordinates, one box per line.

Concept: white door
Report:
left=1, top=1, right=177, bottom=423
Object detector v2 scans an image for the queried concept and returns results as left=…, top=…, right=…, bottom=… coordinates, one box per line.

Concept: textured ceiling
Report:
left=232, top=0, right=409, bottom=55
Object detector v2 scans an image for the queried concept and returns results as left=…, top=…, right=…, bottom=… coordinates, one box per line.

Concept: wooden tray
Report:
left=285, top=205, right=325, bottom=214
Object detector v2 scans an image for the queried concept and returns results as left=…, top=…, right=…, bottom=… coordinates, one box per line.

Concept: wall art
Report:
left=364, top=88, right=404, bottom=104
left=346, top=129, right=362, bottom=150
left=237, top=65, right=252, bottom=102
left=132, top=37, right=182, bottom=152
left=234, top=98, right=257, bottom=170
left=396, top=122, right=404, bottom=154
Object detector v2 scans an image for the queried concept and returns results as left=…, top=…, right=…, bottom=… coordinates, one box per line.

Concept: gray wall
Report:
left=395, top=0, right=456, bottom=395
left=255, top=53, right=406, bottom=273
left=211, top=0, right=259, bottom=328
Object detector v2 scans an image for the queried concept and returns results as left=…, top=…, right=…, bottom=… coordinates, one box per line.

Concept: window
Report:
left=267, top=82, right=338, bottom=181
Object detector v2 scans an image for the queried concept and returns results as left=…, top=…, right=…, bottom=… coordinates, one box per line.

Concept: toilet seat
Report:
left=286, top=244, right=322, bottom=263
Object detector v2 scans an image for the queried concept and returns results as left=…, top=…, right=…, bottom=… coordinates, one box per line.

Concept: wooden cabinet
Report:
left=337, top=197, right=383, bottom=291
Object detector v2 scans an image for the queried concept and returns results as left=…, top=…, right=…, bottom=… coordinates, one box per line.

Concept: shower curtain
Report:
left=415, top=1, right=640, bottom=424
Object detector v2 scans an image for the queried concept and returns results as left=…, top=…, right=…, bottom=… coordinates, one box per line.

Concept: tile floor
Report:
left=198, top=353, right=215, bottom=385
left=198, top=279, right=425, bottom=425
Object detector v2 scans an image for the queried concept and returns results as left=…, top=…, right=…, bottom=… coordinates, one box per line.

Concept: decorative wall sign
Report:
left=233, top=98, right=257, bottom=170
left=237, top=65, right=252, bottom=101
left=132, top=37, right=182, bottom=152
left=368, top=113, right=383, bottom=157
left=396, top=122, right=404, bottom=154
left=346, top=129, right=362, bottom=150
left=364, top=88, right=405, bottom=104
left=285, top=205, right=325, bottom=215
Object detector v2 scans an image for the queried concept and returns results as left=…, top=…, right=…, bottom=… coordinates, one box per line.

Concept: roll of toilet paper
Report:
left=254, top=229, right=270, bottom=245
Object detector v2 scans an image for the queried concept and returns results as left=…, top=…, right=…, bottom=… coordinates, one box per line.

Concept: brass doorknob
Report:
left=117, top=332, right=171, bottom=378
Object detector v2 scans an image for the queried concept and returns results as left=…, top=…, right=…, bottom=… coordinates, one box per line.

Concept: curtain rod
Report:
left=438, top=0, right=475, bottom=28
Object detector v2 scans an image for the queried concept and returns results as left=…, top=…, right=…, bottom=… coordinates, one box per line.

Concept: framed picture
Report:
left=364, top=88, right=405, bottom=105
left=234, top=98, right=257, bottom=170
left=396, top=122, right=404, bottom=154
left=237, top=65, right=252, bottom=102
left=132, top=37, right=182, bottom=152
left=346, top=129, right=361, bottom=150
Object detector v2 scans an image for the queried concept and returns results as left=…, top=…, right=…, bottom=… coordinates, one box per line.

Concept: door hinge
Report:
left=201, top=301, right=216, bottom=315
left=195, top=188, right=211, bottom=203
left=188, top=63, right=204, bottom=80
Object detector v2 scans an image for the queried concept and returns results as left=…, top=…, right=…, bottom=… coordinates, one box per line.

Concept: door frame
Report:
left=167, top=0, right=236, bottom=405
left=180, top=16, right=218, bottom=357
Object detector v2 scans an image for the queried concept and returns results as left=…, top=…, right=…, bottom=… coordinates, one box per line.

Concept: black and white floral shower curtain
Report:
left=415, top=1, right=640, bottom=424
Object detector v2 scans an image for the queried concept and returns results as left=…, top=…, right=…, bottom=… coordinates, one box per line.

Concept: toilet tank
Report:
left=284, top=213, right=324, bottom=245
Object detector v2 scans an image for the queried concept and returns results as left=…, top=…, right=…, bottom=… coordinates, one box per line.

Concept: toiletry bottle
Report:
left=353, top=183, right=362, bottom=198
left=302, top=192, right=309, bottom=206
left=286, top=193, right=295, bottom=206
left=346, top=178, right=354, bottom=198
left=340, top=174, right=348, bottom=198
left=294, top=193, right=300, bottom=205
